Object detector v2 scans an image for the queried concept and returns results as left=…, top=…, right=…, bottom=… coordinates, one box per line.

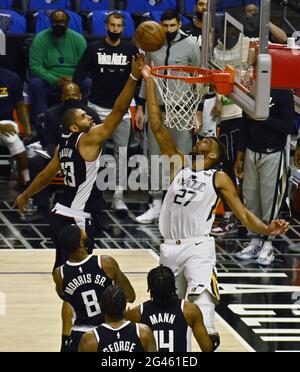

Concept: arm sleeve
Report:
left=29, top=34, right=58, bottom=86
left=263, top=90, right=295, bottom=135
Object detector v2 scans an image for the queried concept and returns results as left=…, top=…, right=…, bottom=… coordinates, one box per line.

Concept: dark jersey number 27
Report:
left=174, top=189, right=197, bottom=207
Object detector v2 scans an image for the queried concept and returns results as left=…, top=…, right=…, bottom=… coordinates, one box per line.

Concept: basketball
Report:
left=134, top=20, right=166, bottom=52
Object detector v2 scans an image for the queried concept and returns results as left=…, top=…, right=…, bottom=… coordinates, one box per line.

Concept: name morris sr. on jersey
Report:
left=64, top=272, right=110, bottom=296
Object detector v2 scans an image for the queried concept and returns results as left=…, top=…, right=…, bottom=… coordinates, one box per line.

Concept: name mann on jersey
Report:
left=149, top=313, right=176, bottom=325
left=65, top=274, right=108, bottom=296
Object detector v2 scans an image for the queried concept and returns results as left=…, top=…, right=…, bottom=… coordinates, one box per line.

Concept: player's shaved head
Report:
left=62, top=83, right=81, bottom=101
left=58, top=225, right=81, bottom=255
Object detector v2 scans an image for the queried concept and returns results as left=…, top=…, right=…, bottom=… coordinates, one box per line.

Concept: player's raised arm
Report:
left=101, top=255, right=136, bottom=303
left=13, top=148, right=61, bottom=214
left=142, top=65, right=183, bottom=160
left=80, top=55, right=144, bottom=147
left=215, top=171, right=289, bottom=235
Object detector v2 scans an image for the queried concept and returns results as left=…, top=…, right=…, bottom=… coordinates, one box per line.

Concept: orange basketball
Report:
left=135, top=20, right=166, bottom=52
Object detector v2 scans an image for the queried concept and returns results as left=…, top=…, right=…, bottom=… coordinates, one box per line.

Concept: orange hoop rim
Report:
left=150, top=65, right=235, bottom=95
left=150, top=66, right=213, bottom=84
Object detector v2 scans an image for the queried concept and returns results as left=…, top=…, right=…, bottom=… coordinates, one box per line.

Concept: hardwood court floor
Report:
left=0, top=250, right=248, bottom=352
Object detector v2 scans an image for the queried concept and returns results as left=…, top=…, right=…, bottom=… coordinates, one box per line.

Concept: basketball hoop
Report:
left=150, top=66, right=234, bottom=131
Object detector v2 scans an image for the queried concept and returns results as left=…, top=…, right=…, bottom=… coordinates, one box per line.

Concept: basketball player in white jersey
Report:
left=141, top=65, right=289, bottom=336
left=13, top=55, right=144, bottom=351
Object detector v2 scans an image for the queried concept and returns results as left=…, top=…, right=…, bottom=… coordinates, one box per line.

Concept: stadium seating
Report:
left=150, top=10, right=191, bottom=26
left=80, top=0, right=114, bottom=11
left=0, top=10, right=26, bottom=33
left=126, top=0, right=178, bottom=13
left=34, top=9, right=83, bottom=33
left=90, top=10, right=134, bottom=38
left=0, top=1, right=13, bottom=10
left=27, top=0, right=71, bottom=11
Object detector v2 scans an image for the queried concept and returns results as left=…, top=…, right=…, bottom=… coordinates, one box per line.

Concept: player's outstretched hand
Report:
left=13, top=194, right=28, bottom=215
left=266, top=219, right=289, bottom=236
left=131, top=54, right=145, bottom=81
left=141, top=64, right=152, bottom=81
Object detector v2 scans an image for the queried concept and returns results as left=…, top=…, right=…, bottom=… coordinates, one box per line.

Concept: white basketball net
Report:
left=151, top=68, right=210, bottom=131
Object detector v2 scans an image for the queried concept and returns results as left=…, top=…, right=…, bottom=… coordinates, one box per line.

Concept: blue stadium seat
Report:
left=1, top=1, right=13, bottom=10
left=35, top=10, right=83, bottom=33
left=27, top=0, right=71, bottom=11
left=126, top=0, right=177, bottom=13
left=150, top=10, right=191, bottom=26
left=0, top=10, right=26, bottom=33
left=91, top=10, right=134, bottom=38
left=80, top=0, right=111, bottom=11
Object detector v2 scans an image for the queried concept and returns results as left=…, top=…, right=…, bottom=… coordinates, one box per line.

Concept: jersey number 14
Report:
left=153, top=330, right=174, bottom=352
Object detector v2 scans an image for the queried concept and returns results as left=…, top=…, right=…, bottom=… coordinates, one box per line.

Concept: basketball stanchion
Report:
left=150, top=65, right=234, bottom=131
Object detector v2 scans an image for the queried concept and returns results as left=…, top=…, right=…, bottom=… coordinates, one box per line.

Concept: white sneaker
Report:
left=257, top=242, right=275, bottom=266
left=112, top=198, right=128, bottom=213
left=235, top=241, right=262, bottom=260
left=135, top=204, right=161, bottom=224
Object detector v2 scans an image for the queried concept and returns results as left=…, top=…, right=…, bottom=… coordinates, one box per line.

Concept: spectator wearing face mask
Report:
left=243, top=2, right=287, bottom=43
left=29, top=9, right=89, bottom=129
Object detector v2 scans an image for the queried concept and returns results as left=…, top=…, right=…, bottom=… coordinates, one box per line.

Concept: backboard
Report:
left=201, top=0, right=272, bottom=120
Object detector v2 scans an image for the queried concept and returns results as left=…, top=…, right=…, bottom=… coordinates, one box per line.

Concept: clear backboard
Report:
left=201, top=0, right=272, bottom=120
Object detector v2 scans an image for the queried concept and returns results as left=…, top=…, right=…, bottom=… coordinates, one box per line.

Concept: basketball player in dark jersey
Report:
left=79, top=285, right=157, bottom=352
left=126, top=265, right=218, bottom=352
left=53, top=225, right=135, bottom=352
left=14, top=54, right=144, bottom=350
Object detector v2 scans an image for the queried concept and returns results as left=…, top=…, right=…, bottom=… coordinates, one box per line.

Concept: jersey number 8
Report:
left=81, top=290, right=101, bottom=318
